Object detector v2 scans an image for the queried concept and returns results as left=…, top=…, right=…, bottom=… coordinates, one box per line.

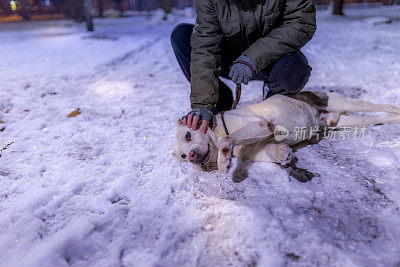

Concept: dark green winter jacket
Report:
left=190, top=0, right=317, bottom=112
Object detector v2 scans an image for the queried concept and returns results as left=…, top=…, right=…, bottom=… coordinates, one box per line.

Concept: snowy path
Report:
left=1, top=7, right=400, bottom=266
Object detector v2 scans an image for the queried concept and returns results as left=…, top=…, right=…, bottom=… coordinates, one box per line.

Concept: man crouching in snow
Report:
left=171, top=0, right=317, bottom=133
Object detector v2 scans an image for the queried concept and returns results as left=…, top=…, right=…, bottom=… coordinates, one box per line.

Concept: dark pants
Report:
left=171, top=23, right=312, bottom=108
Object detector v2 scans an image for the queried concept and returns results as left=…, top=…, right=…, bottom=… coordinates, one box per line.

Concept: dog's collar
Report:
left=220, top=112, right=230, bottom=136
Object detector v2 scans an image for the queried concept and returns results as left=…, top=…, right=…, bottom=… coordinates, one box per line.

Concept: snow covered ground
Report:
left=1, top=6, right=400, bottom=266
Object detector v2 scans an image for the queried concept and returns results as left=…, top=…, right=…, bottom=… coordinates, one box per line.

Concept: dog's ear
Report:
left=206, top=128, right=219, bottom=147
left=176, top=118, right=183, bottom=126
left=171, top=151, right=186, bottom=162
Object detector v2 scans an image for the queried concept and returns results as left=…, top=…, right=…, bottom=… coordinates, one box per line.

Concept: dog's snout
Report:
left=189, top=151, right=200, bottom=163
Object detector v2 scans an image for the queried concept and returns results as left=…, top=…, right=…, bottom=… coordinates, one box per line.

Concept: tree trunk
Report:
left=159, top=0, right=173, bottom=14
left=332, top=0, right=344, bottom=16
left=128, top=0, right=134, bottom=10
left=2, top=0, right=12, bottom=15
left=70, top=0, right=85, bottom=21
left=84, top=0, right=94, bottom=31
left=114, top=0, right=123, bottom=17
left=21, top=0, right=31, bottom=20
left=98, top=0, right=104, bottom=17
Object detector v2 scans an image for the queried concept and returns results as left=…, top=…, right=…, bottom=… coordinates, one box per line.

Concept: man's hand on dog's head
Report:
left=182, top=109, right=216, bottom=134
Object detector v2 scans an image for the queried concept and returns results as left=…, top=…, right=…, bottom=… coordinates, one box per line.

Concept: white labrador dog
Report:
left=173, top=91, right=400, bottom=173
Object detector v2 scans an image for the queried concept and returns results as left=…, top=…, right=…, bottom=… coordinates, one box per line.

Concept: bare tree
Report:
left=84, top=0, right=94, bottom=31
left=332, top=0, right=344, bottom=15
left=69, top=0, right=85, bottom=21
left=113, top=0, right=124, bottom=17
left=98, top=0, right=104, bottom=17
left=20, top=0, right=30, bottom=20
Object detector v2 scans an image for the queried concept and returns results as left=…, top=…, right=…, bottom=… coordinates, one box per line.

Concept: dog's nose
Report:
left=189, top=151, right=198, bottom=163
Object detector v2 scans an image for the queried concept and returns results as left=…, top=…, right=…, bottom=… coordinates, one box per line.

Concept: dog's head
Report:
left=172, top=118, right=219, bottom=171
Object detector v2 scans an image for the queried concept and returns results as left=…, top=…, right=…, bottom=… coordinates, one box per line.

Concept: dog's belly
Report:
left=233, top=141, right=273, bottom=162
left=240, top=95, right=319, bottom=145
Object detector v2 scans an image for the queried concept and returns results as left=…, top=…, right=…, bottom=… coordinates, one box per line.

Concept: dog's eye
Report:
left=185, top=132, right=191, bottom=142
left=181, top=154, right=187, bottom=159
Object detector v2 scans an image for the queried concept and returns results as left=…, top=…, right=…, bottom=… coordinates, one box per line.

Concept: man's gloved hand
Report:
left=182, top=109, right=216, bottom=134
left=229, top=55, right=257, bottom=85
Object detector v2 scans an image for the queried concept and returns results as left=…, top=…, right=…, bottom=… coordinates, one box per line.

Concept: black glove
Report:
left=229, top=55, right=257, bottom=85
left=183, top=109, right=216, bottom=127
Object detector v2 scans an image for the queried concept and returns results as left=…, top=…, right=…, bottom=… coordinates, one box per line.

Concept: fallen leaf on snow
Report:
left=0, top=142, right=13, bottom=157
left=41, top=91, right=57, bottom=97
left=68, top=108, right=81, bottom=117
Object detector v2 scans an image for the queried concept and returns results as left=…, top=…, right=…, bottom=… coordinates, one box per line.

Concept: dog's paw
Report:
left=218, top=137, right=233, bottom=173
left=265, top=143, right=293, bottom=165
left=320, top=112, right=340, bottom=127
left=279, top=145, right=293, bottom=165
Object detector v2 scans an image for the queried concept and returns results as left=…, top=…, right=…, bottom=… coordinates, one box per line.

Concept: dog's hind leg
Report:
left=336, top=114, right=400, bottom=128
left=223, top=121, right=274, bottom=146
left=326, top=92, right=400, bottom=115
left=217, top=120, right=274, bottom=173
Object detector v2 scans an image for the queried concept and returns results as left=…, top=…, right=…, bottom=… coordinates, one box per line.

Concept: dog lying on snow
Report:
left=173, top=91, right=400, bottom=173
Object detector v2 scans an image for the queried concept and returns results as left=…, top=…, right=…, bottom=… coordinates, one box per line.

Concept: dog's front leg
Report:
left=218, top=120, right=274, bottom=173
left=265, top=143, right=293, bottom=165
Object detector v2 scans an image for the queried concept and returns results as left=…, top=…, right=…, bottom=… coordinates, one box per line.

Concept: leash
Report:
left=220, top=111, right=229, bottom=136
left=220, top=82, right=242, bottom=136
left=231, top=83, right=242, bottom=110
